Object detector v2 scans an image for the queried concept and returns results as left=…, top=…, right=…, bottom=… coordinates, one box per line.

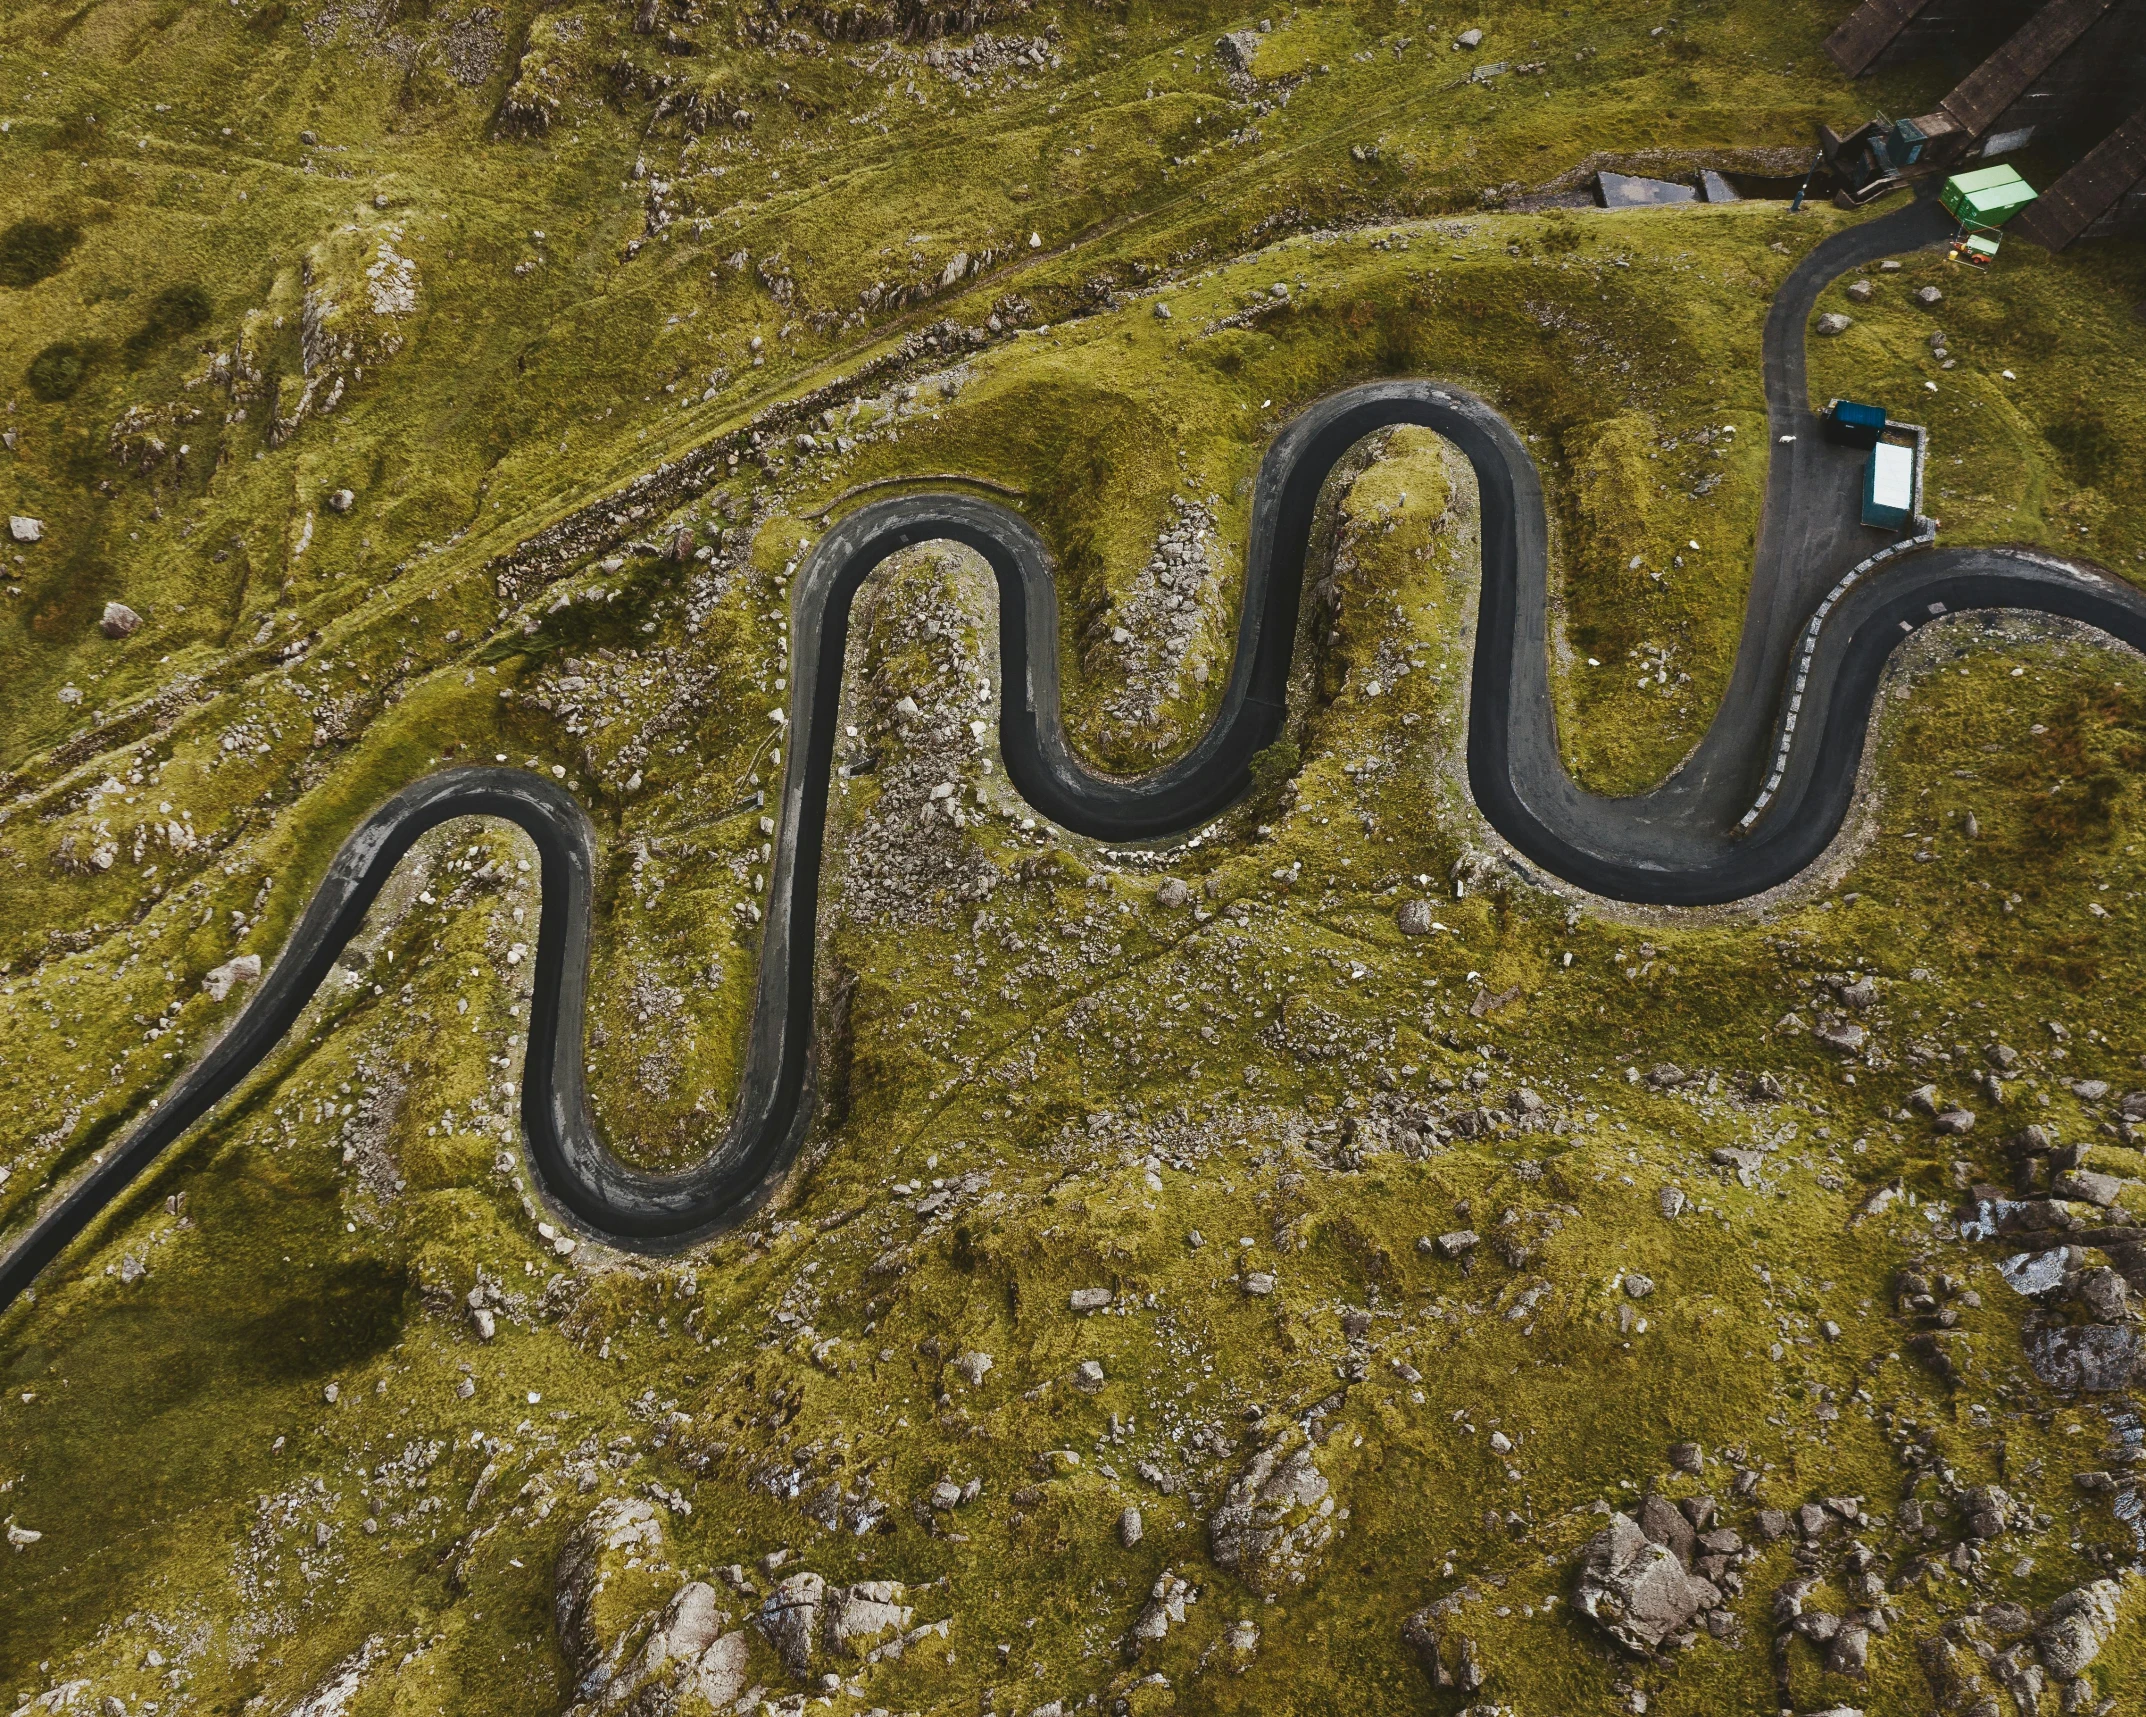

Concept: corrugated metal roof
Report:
left=1826, top=0, right=1940, bottom=76
left=1938, top=0, right=2118, bottom=134
left=2014, top=103, right=2146, bottom=247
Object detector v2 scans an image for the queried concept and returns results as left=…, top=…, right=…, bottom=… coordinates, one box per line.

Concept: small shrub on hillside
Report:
left=124, top=282, right=214, bottom=362
left=27, top=340, right=89, bottom=400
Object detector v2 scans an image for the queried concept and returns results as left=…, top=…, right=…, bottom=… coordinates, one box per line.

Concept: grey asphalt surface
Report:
left=5, top=193, right=2143, bottom=1309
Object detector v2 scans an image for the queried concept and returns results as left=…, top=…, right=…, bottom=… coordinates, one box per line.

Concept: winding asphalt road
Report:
left=5, top=195, right=2145, bottom=1309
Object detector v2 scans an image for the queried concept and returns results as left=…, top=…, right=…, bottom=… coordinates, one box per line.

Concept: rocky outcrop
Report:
left=1572, top=1512, right=1723, bottom=1655
left=270, top=218, right=420, bottom=446
left=554, top=1498, right=674, bottom=1699
left=1208, top=1432, right=1335, bottom=1593
left=554, top=1504, right=762, bottom=1716
left=2026, top=1323, right=2140, bottom=1392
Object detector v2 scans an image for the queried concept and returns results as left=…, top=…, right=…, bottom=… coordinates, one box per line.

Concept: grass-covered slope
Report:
left=5, top=0, right=2146, bottom=1712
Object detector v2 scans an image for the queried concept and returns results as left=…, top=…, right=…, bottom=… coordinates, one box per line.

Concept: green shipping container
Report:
left=1941, top=164, right=2037, bottom=229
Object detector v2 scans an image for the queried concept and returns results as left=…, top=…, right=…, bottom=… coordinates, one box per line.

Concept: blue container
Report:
left=1863, top=442, right=1914, bottom=530
left=1824, top=399, right=1888, bottom=449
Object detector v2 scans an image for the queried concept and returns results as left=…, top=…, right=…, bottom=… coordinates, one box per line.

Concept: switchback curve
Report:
left=5, top=202, right=2145, bottom=1310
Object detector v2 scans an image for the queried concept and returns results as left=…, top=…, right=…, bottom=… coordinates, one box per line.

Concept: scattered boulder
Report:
left=1070, top=1287, right=1114, bottom=1313
left=1128, top=1569, right=1195, bottom=1652
left=1935, top=1107, right=1976, bottom=1136
left=1916, top=285, right=1943, bottom=306
left=1817, top=311, right=1854, bottom=336
left=1455, top=27, right=1484, bottom=48
left=1572, top=1513, right=1723, bottom=1654
left=1647, top=1064, right=1687, bottom=1088
left=1214, top=29, right=1260, bottom=71
left=952, top=1350, right=993, bottom=1387
left=1219, top=1618, right=1259, bottom=1673
left=1816, top=1022, right=1867, bottom=1054
left=1623, top=1274, right=1657, bottom=1300
left=1960, top=1484, right=2011, bottom=1540
left=1668, top=1442, right=1705, bottom=1474
left=1119, top=1506, right=1144, bottom=1548
left=1396, top=899, right=1434, bottom=935
left=2076, top=1266, right=2131, bottom=1323
left=1846, top=279, right=1874, bottom=303
left=2053, top=1169, right=2124, bottom=1207
left=1432, top=1230, right=1480, bottom=1259
left=202, top=953, right=263, bottom=1001
left=1073, top=1360, right=1106, bottom=1394
left=1658, top=1187, right=1687, bottom=1219
left=2037, top=1579, right=2124, bottom=1678
left=1153, top=877, right=1190, bottom=910
left=1209, top=1431, right=1334, bottom=1593
left=7, top=516, right=42, bottom=544
left=100, top=601, right=143, bottom=638
left=824, top=1580, right=912, bottom=1658
left=326, top=487, right=356, bottom=513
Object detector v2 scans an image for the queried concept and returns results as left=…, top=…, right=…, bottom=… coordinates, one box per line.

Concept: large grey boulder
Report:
left=630, top=1582, right=724, bottom=1676
left=2037, top=1579, right=2125, bottom=1678
left=755, top=1571, right=827, bottom=1676
left=2026, top=1324, right=2139, bottom=1392
left=824, top=1580, right=911, bottom=1657
left=202, top=954, right=262, bottom=1001
left=1572, top=1512, right=1723, bottom=1654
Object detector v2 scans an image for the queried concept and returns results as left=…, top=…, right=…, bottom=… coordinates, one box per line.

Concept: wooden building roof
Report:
left=1826, top=0, right=1941, bottom=76
left=1937, top=0, right=2118, bottom=134
left=2014, top=103, right=2146, bottom=247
